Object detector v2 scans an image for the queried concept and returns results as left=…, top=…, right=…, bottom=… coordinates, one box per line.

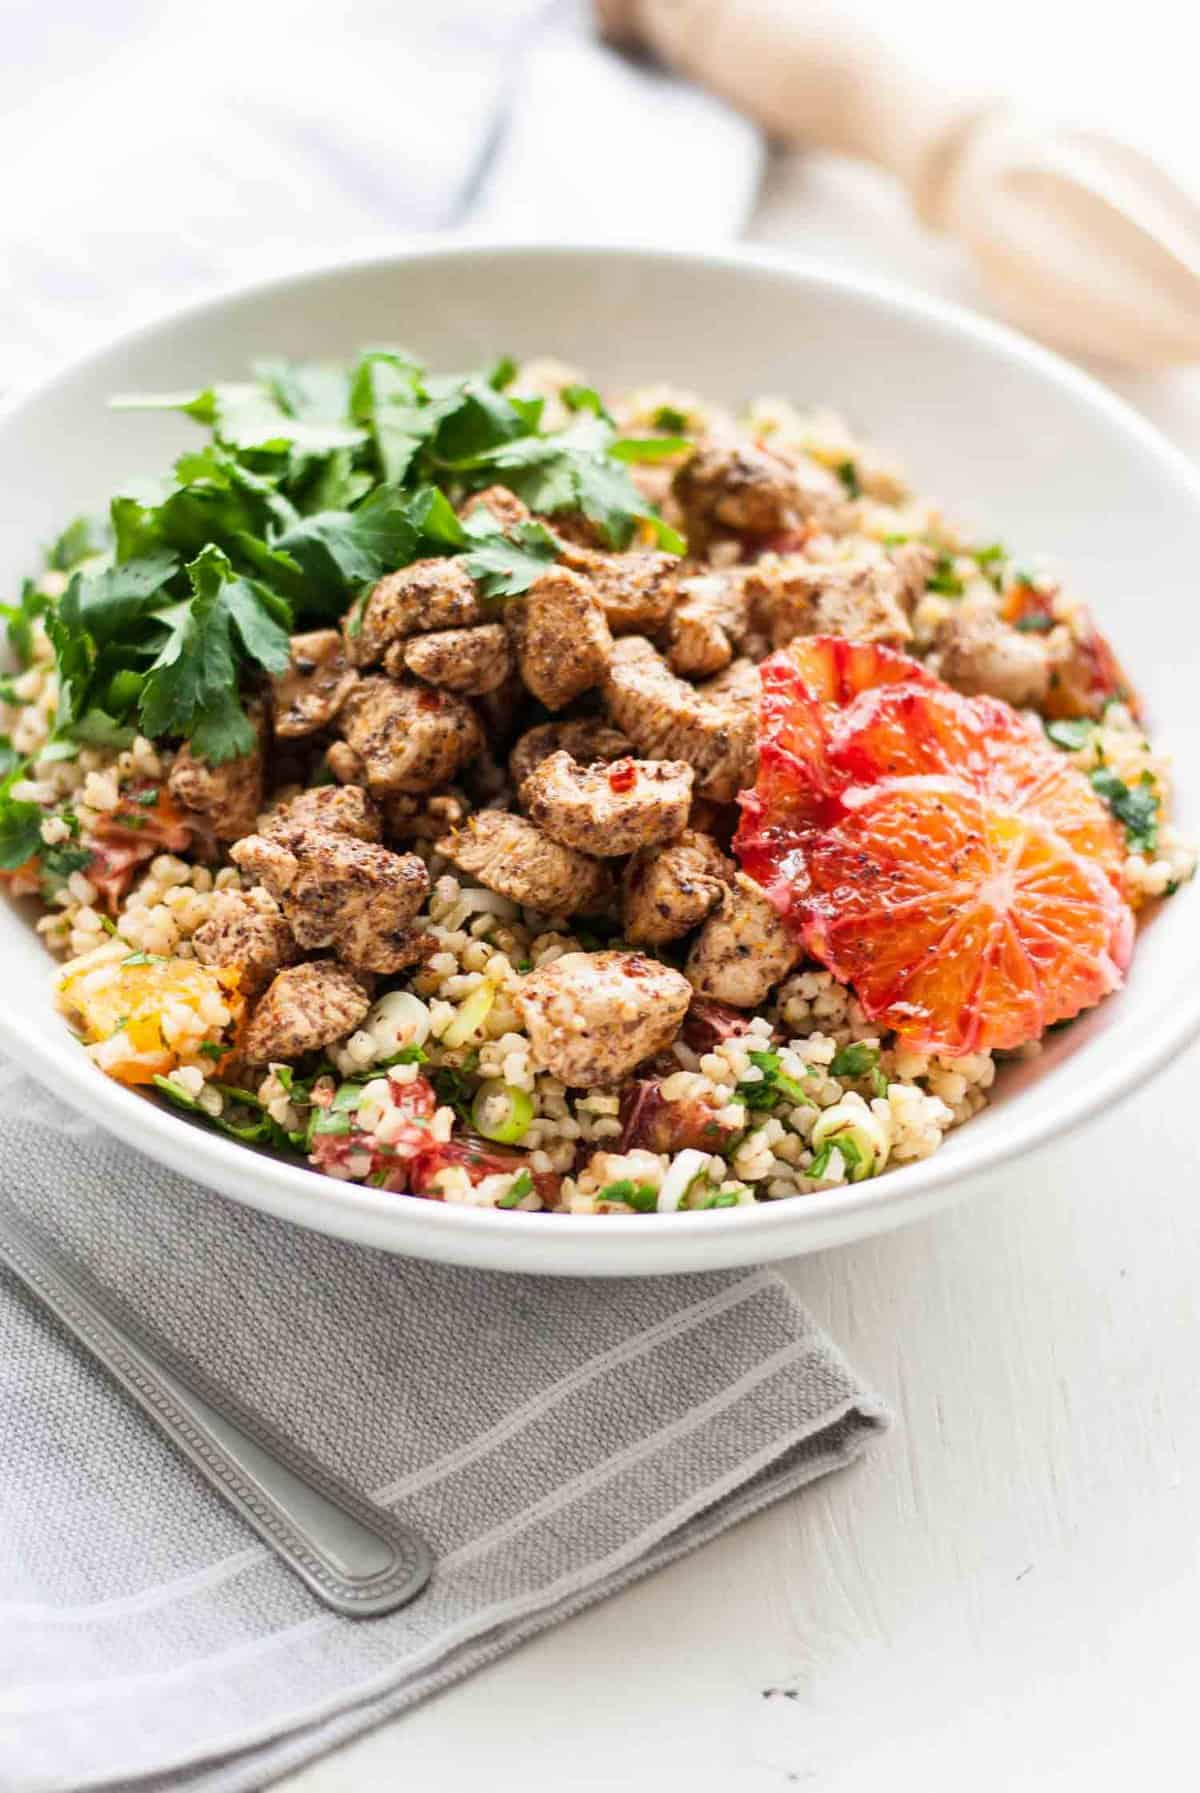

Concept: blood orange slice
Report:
left=734, top=638, right=1135, bottom=1055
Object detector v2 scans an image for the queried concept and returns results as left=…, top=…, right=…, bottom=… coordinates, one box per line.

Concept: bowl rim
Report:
left=3, top=233, right=1199, bottom=1262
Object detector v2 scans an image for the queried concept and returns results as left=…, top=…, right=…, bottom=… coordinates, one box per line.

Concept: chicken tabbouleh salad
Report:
left=1, top=352, right=1193, bottom=1216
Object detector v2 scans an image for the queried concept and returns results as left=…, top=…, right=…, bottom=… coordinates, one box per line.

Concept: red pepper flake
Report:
left=608, top=758, right=638, bottom=794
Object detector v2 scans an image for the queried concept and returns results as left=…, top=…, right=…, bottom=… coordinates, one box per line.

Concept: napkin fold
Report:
left=0, top=1074, right=887, bottom=1793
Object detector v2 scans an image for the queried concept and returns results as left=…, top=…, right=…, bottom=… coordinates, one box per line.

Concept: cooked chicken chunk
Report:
left=231, top=829, right=431, bottom=974
left=503, top=567, right=613, bottom=711
left=392, top=623, right=512, bottom=695
left=437, top=811, right=610, bottom=916
left=664, top=572, right=748, bottom=679
left=522, top=751, right=693, bottom=857
left=192, top=887, right=299, bottom=995
left=509, top=719, right=633, bottom=797
left=351, top=559, right=484, bottom=666
left=933, top=609, right=1051, bottom=709
left=517, top=950, right=692, bottom=1087
left=261, top=783, right=382, bottom=846
left=457, top=485, right=533, bottom=531
left=889, top=540, right=939, bottom=613
left=673, top=437, right=841, bottom=550
left=167, top=727, right=263, bottom=843
left=603, top=637, right=756, bottom=802
left=685, top=873, right=802, bottom=1007
left=743, top=555, right=911, bottom=650
left=271, top=630, right=357, bottom=737
left=244, top=961, right=371, bottom=1063
left=559, top=545, right=680, bottom=635
left=621, top=829, right=732, bottom=945
left=337, top=677, right=484, bottom=795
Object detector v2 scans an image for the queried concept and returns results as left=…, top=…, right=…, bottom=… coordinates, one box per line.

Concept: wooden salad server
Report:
left=598, top=0, right=1200, bottom=368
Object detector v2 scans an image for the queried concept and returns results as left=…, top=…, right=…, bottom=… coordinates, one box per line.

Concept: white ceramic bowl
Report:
left=2, top=242, right=1198, bottom=1275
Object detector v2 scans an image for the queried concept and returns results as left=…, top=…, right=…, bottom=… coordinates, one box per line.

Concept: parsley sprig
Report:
left=28, top=350, right=686, bottom=765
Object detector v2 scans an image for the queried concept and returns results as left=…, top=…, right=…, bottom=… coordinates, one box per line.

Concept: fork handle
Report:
left=0, top=1203, right=431, bottom=1618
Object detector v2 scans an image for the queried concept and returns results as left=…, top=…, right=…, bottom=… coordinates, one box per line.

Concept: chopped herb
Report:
left=516, top=959, right=533, bottom=974
left=926, top=554, right=963, bottom=596
left=870, top=1067, right=889, bottom=1100
left=835, top=459, right=861, bottom=498
left=330, top=1081, right=365, bottom=1112
left=702, top=1191, right=741, bottom=1209
left=1013, top=612, right=1053, bottom=634
left=828, top=1042, right=880, bottom=1079
left=1045, top=718, right=1096, bottom=752
left=121, top=950, right=163, bottom=967
left=432, top=1062, right=477, bottom=1123
left=311, top=1109, right=352, bottom=1137
left=274, top=1065, right=294, bottom=1094
left=735, top=1048, right=809, bottom=1111
left=98, top=915, right=118, bottom=936
left=882, top=532, right=910, bottom=547
left=0, top=797, right=42, bottom=871
left=837, top=1134, right=863, bottom=1172
left=1089, top=766, right=1160, bottom=855
left=807, top=1142, right=835, bottom=1179
left=380, top=1043, right=428, bottom=1067
left=596, top=1177, right=659, bottom=1211
left=197, top=1041, right=224, bottom=1061
left=652, top=404, right=688, bottom=433
left=974, top=543, right=1005, bottom=565
left=561, top=383, right=612, bottom=422
left=497, top=1169, right=534, bottom=1208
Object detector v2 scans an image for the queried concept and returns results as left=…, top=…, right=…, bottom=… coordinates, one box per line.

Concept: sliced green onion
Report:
left=471, top=1079, right=534, bottom=1145
left=441, top=982, right=495, bottom=1049
left=498, top=1169, right=533, bottom=1208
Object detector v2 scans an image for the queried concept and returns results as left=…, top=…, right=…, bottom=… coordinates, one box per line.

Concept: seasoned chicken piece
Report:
left=663, top=572, right=748, bottom=679
left=261, top=784, right=382, bottom=846
left=603, top=637, right=756, bottom=803
left=742, top=555, right=910, bottom=650
left=559, top=545, right=680, bottom=635
left=167, top=725, right=264, bottom=844
left=457, top=485, right=533, bottom=530
left=437, top=811, right=610, bottom=915
left=192, top=887, right=299, bottom=995
left=231, top=829, right=431, bottom=975
left=518, top=950, right=692, bottom=1087
left=326, top=741, right=366, bottom=785
left=933, top=609, right=1051, bottom=709
left=350, top=559, right=484, bottom=666
left=244, top=961, right=371, bottom=1063
left=504, top=567, right=613, bottom=711
left=337, top=677, right=484, bottom=795
left=391, top=623, right=512, bottom=695
left=620, top=829, right=732, bottom=946
left=509, top=718, right=633, bottom=797
left=889, top=541, right=939, bottom=613
left=685, top=873, right=802, bottom=1008
left=813, top=562, right=912, bottom=648
left=673, top=437, right=841, bottom=550
left=271, top=630, right=357, bottom=737
left=522, top=751, right=693, bottom=857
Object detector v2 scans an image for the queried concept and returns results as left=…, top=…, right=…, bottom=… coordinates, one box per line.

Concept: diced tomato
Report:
left=608, top=758, right=638, bottom=793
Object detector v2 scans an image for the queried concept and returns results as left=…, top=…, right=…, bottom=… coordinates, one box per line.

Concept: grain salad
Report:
left=1, top=351, right=1191, bottom=1217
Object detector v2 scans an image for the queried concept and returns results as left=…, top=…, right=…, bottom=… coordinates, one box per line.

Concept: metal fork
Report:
left=0, top=1199, right=432, bottom=1617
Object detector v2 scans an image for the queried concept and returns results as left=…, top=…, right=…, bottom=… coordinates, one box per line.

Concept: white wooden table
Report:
left=282, top=9, right=1200, bottom=1779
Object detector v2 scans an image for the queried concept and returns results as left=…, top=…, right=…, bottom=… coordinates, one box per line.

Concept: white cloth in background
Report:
left=0, top=0, right=762, bottom=386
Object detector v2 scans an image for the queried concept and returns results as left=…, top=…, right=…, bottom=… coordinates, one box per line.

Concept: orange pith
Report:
left=735, top=638, right=1135, bottom=1055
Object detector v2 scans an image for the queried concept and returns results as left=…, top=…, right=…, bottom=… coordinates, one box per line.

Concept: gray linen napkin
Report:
left=0, top=1072, right=888, bottom=1793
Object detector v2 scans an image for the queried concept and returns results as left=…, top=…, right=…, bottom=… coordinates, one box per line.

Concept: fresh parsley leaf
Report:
left=1090, top=767, right=1160, bottom=855
left=46, top=514, right=109, bottom=572
left=497, top=1169, right=534, bottom=1208
left=1045, top=718, right=1096, bottom=752
left=927, top=554, right=964, bottom=596
left=1, top=581, right=49, bottom=667
left=0, top=737, right=20, bottom=782
left=349, top=349, right=428, bottom=485
left=271, top=485, right=420, bottom=612
left=828, top=1043, right=880, bottom=1079
left=72, top=709, right=137, bottom=749
left=836, top=459, right=861, bottom=498
left=462, top=517, right=562, bottom=598
left=59, top=551, right=179, bottom=645
left=595, top=1178, right=658, bottom=1211
left=0, top=797, right=42, bottom=870
left=652, top=404, right=688, bottom=432
left=138, top=546, right=290, bottom=763
left=608, top=435, right=690, bottom=463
